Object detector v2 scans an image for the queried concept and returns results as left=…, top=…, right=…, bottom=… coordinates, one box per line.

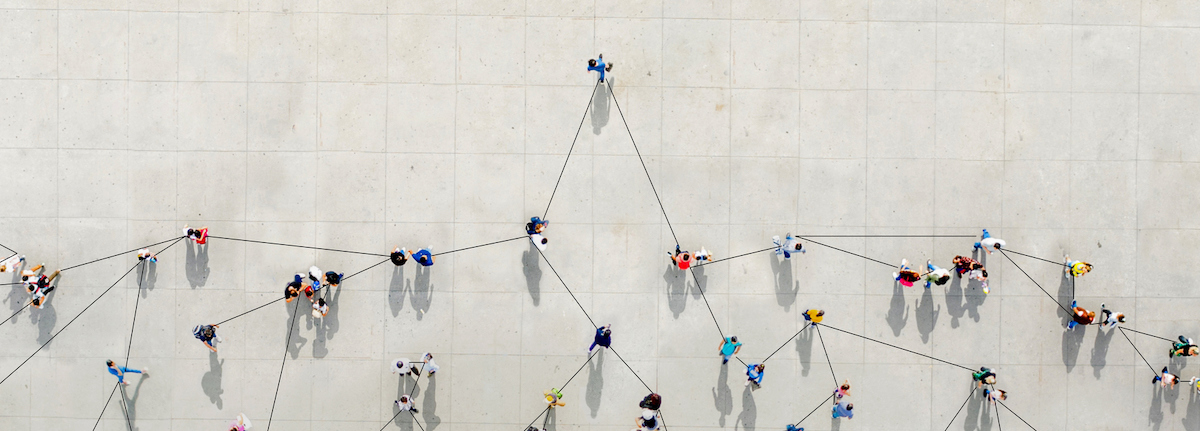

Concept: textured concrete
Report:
left=1, top=1, right=1199, bottom=431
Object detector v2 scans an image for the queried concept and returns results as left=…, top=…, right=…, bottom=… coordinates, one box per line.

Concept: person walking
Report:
left=694, top=247, right=713, bottom=263
left=984, top=388, right=1007, bottom=404
left=395, top=394, right=419, bottom=413
left=421, top=353, right=440, bottom=376
left=136, top=248, right=157, bottom=263
left=1064, top=256, right=1093, bottom=278
left=633, top=409, right=659, bottom=431
left=530, top=233, right=549, bottom=251
left=106, top=360, right=148, bottom=385
left=893, top=259, right=921, bottom=287
left=413, top=247, right=435, bottom=267
left=227, top=413, right=252, bottom=431
left=1170, top=336, right=1197, bottom=358
left=972, top=367, right=997, bottom=387
left=28, top=283, right=55, bottom=309
left=639, top=392, right=662, bottom=410
left=803, top=309, right=825, bottom=324
left=183, top=225, right=209, bottom=244
left=773, top=234, right=806, bottom=259
left=921, top=260, right=951, bottom=288
left=527, top=217, right=549, bottom=234
left=719, top=336, right=742, bottom=364
left=1068, top=301, right=1096, bottom=330
left=587, top=55, right=613, bottom=82
left=544, top=387, right=566, bottom=408
left=831, top=401, right=854, bottom=419
left=834, top=380, right=851, bottom=400
left=785, top=425, right=804, bottom=431
left=0, top=254, right=24, bottom=273
left=1154, top=367, right=1179, bottom=388
left=1189, top=376, right=1200, bottom=394
left=973, top=229, right=1006, bottom=254
left=311, top=298, right=329, bottom=318
left=745, top=363, right=765, bottom=387
left=193, top=324, right=221, bottom=352
left=1099, top=303, right=1126, bottom=328
left=390, top=247, right=409, bottom=266
left=391, top=358, right=414, bottom=376
left=323, top=271, right=343, bottom=289
left=669, top=245, right=692, bottom=270
left=589, top=324, right=612, bottom=353
left=285, top=274, right=303, bottom=303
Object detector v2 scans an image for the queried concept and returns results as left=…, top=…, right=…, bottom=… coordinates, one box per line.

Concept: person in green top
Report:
left=719, top=336, right=742, bottom=364
left=972, top=367, right=997, bottom=387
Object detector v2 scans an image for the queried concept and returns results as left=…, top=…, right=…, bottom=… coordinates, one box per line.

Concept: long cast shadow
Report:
left=286, top=299, right=307, bottom=359
left=411, top=265, right=433, bottom=318
left=120, top=373, right=149, bottom=431
left=585, top=352, right=605, bottom=417
left=915, top=287, right=940, bottom=343
left=736, top=385, right=756, bottom=431
left=522, top=241, right=542, bottom=306
left=591, top=81, right=610, bottom=134
left=945, top=274, right=967, bottom=328
left=886, top=280, right=909, bottom=336
left=202, top=351, right=224, bottom=408
left=389, top=265, right=406, bottom=317
left=1090, top=327, right=1116, bottom=378
left=665, top=265, right=687, bottom=318
left=713, top=363, right=732, bottom=426
left=796, top=323, right=814, bottom=376
left=185, top=242, right=209, bottom=288
left=422, top=373, right=441, bottom=431
left=770, top=254, right=797, bottom=311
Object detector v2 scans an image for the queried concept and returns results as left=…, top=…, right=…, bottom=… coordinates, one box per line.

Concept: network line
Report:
left=265, top=297, right=303, bottom=431
left=543, top=79, right=602, bottom=220
left=61, top=236, right=184, bottom=272
left=1117, top=327, right=1160, bottom=374
left=521, top=351, right=600, bottom=431
left=791, top=392, right=835, bottom=428
left=116, top=237, right=182, bottom=431
left=997, top=250, right=1072, bottom=315
left=943, top=386, right=977, bottom=431
left=379, top=362, right=428, bottom=431
left=819, top=323, right=975, bottom=372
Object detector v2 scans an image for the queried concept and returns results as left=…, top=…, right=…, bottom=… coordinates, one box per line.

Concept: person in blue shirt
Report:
left=413, top=247, right=435, bottom=267
left=832, top=401, right=853, bottom=419
left=719, top=336, right=742, bottom=364
left=746, top=363, right=765, bottom=387
left=589, top=324, right=612, bottom=353
left=106, top=360, right=147, bottom=386
left=587, top=54, right=613, bottom=82
left=785, top=425, right=804, bottom=431
left=527, top=217, right=549, bottom=235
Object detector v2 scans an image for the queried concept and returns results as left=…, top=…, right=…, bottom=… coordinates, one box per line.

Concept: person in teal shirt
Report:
left=719, top=336, right=742, bottom=364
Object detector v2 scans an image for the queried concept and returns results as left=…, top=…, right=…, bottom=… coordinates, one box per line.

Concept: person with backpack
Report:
left=745, top=363, right=765, bottom=387
left=544, top=387, right=565, bottom=408
left=893, top=259, right=921, bottom=287
left=589, top=324, right=612, bottom=353
left=390, top=246, right=409, bottom=266
left=284, top=274, right=303, bottom=303
left=972, top=367, right=997, bottom=387
left=527, top=216, right=549, bottom=235
left=638, top=392, right=662, bottom=410
left=193, top=324, right=221, bottom=352
left=921, top=260, right=951, bottom=288
left=1170, top=336, right=1198, bottom=358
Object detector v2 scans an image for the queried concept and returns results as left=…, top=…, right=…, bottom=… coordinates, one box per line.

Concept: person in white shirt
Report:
left=391, top=358, right=414, bottom=376
left=772, top=234, right=806, bottom=259
left=395, top=394, right=419, bottom=413
left=921, top=260, right=952, bottom=288
left=0, top=254, right=24, bottom=273
left=632, top=409, right=660, bottom=431
left=973, top=229, right=1005, bottom=254
left=421, top=353, right=440, bottom=376
left=530, top=233, right=548, bottom=251
left=311, top=298, right=328, bottom=318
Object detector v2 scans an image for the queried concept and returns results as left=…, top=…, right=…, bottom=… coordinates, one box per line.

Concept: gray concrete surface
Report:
left=2, top=1, right=1200, bottom=430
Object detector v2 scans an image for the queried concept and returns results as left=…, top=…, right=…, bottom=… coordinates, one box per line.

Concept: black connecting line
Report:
left=761, top=323, right=811, bottom=363
left=0, top=303, right=30, bottom=328
left=997, top=250, right=1072, bottom=315
left=0, top=241, right=18, bottom=255
left=693, top=246, right=776, bottom=268
left=607, top=80, right=679, bottom=245
left=207, top=235, right=388, bottom=257
left=265, top=297, right=303, bottom=431
left=820, top=323, right=975, bottom=372
left=0, top=237, right=185, bottom=386
left=92, top=381, right=124, bottom=431
left=791, top=392, right=835, bottom=428
left=521, top=351, right=600, bottom=431
left=943, top=386, right=976, bottom=431
left=795, top=236, right=893, bottom=267
left=434, top=236, right=526, bottom=257
left=1117, top=327, right=1160, bottom=374
left=1120, top=326, right=1174, bottom=343
left=995, top=399, right=1038, bottom=430
left=61, top=236, right=184, bottom=272
left=814, top=325, right=839, bottom=387
left=115, top=238, right=181, bottom=431
left=216, top=297, right=285, bottom=326
left=379, top=362, right=428, bottom=431
left=543, top=79, right=602, bottom=220
left=1001, top=248, right=1069, bottom=267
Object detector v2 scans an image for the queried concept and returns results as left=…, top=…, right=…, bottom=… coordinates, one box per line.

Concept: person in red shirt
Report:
left=669, top=245, right=692, bottom=270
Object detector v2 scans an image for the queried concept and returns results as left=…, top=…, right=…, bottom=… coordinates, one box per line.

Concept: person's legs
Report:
left=981, top=229, right=991, bottom=240
left=121, top=367, right=143, bottom=375
left=588, top=341, right=598, bottom=353
left=47, top=270, right=59, bottom=282
left=721, top=353, right=731, bottom=364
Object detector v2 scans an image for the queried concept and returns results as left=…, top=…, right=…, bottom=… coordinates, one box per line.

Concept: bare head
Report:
left=816, top=310, right=825, bottom=317
left=588, top=59, right=597, bottom=67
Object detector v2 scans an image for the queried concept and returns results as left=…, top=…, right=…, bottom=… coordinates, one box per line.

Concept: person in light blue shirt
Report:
left=832, top=401, right=854, bottom=419
left=106, top=360, right=147, bottom=385
left=719, top=336, right=742, bottom=364
left=587, top=54, right=613, bottom=82
left=745, top=363, right=765, bottom=387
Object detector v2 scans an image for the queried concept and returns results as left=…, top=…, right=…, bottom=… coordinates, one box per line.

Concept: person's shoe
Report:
left=745, top=380, right=751, bottom=387
left=1100, top=303, right=1107, bottom=310
left=394, top=400, right=401, bottom=408
left=1071, top=300, right=1077, bottom=308
left=142, top=368, right=149, bottom=375
left=893, top=272, right=900, bottom=280
left=412, top=408, right=419, bottom=413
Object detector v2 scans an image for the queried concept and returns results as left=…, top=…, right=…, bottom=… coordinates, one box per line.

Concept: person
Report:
left=0, top=254, right=24, bottom=273
left=193, top=324, right=221, bottom=352
left=803, top=309, right=824, bottom=324
left=633, top=409, right=659, bottom=431
left=413, top=247, right=435, bottom=267
left=951, top=256, right=982, bottom=276
left=1154, top=366, right=1179, bottom=388
left=973, top=229, right=1006, bottom=254
left=1189, top=376, right=1200, bottom=394
left=1064, top=255, right=1093, bottom=277
left=972, top=367, right=997, bottom=387
left=311, top=298, right=329, bottom=318
left=719, top=336, right=742, bottom=364
left=921, top=260, right=951, bottom=288
left=669, top=245, right=692, bottom=270
left=29, top=283, right=55, bottom=309
left=639, top=392, right=662, bottom=410
left=1170, top=336, right=1198, bottom=358
left=390, top=246, right=409, bottom=266
left=587, top=54, right=613, bottom=82
left=589, top=324, right=612, bottom=353
left=24, top=268, right=59, bottom=294
left=303, top=268, right=323, bottom=302
left=421, top=352, right=440, bottom=376
left=323, top=271, right=343, bottom=289
left=228, top=413, right=252, bottom=431
left=136, top=248, right=157, bottom=263
left=527, top=216, right=549, bottom=234
left=1099, top=303, right=1126, bottom=328
left=834, top=380, right=851, bottom=399
left=694, top=247, right=713, bottom=263
left=544, top=388, right=565, bottom=407
left=745, top=363, right=765, bottom=387
left=893, top=259, right=921, bottom=287
left=106, top=360, right=147, bottom=385
left=391, top=358, right=414, bottom=376
left=831, top=401, right=853, bottom=419
left=1068, top=300, right=1096, bottom=330
left=773, top=234, right=806, bottom=259
left=284, top=275, right=302, bottom=303
left=395, top=394, right=419, bottom=413
left=183, top=225, right=209, bottom=244
left=530, top=233, right=549, bottom=251
left=984, top=388, right=1007, bottom=404
left=785, top=425, right=804, bottom=431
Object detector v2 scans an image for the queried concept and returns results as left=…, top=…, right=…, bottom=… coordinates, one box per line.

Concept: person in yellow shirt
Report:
left=803, top=309, right=824, bottom=324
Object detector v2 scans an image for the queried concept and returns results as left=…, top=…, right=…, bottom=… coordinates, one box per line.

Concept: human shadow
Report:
left=1061, top=325, right=1086, bottom=371
left=3, top=283, right=23, bottom=325
left=736, top=385, right=756, bottom=431
left=185, top=242, right=209, bottom=288
left=959, top=250, right=988, bottom=322
left=523, top=241, right=542, bottom=306
left=915, top=287, right=940, bottom=343
left=1183, top=387, right=1200, bottom=431
left=136, top=260, right=157, bottom=295
left=32, top=302, right=56, bottom=344
left=389, top=266, right=406, bottom=317
left=312, top=284, right=343, bottom=359
left=770, top=255, right=797, bottom=311
left=1090, top=326, right=1116, bottom=378
left=422, top=373, right=441, bottom=431
left=202, top=351, right=224, bottom=408
left=412, top=266, right=433, bottom=319
left=796, top=325, right=814, bottom=376
left=286, top=300, right=308, bottom=359
left=665, top=265, right=688, bottom=318
left=1057, top=268, right=1074, bottom=328
left=585, top=351, right=605, bottom=417
left=886, top=280, right=909, bottom=336
left=544, top=405, right=558, bottom=431
left=1149, top=383, right=1164, bottom=431
left=713, top=363, right=733, bottom=427
left=691, top=266, right=708, bottom=300
left=393, top=374, right=418, bottom=431
left=591, top=81, right=611, bottom=135
left=945, top=274, right=967, bottom=328
left=120, top=373, right=149, bottom=430
left=963, top=388, right=991, bottom=431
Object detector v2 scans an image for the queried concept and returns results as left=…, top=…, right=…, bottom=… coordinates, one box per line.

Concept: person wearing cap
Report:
left=589, top=324, right=612, bottom=353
